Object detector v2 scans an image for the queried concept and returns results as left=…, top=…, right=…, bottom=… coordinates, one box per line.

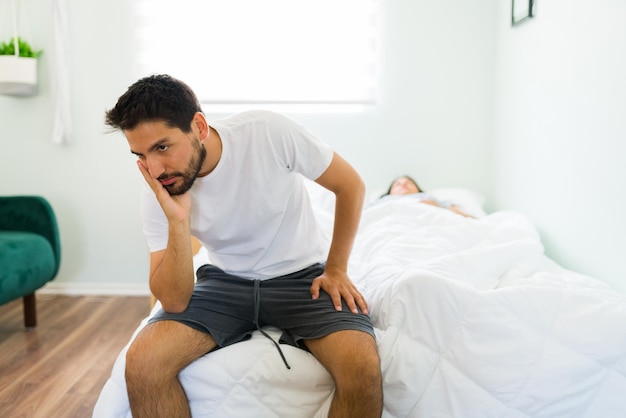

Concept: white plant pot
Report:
left=0, top=55, right=38, bottom=97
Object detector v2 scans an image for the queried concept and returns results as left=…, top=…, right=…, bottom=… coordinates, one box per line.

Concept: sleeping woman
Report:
left=381, top=175, right=474, bottom=218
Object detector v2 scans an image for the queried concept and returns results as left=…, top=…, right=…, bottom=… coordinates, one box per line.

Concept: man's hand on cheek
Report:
left=137, top=160, right=191, bottom=223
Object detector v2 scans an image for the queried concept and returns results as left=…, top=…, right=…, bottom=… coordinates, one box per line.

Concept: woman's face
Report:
left=389, top=177, right=420, bottom=195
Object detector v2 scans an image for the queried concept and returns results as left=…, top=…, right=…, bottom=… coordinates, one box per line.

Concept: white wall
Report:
left=0, top=0, right=497, bottom=293
left=493, top=0, right=626, bottom=293
left=1, top=0, right=149, bottom=293
left=4, top=1, right=624, bottom=295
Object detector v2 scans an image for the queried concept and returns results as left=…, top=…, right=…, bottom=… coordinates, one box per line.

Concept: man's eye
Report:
left=158, top=145, right=169, bottom=151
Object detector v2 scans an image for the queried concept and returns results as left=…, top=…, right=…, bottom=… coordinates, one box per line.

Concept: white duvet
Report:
left=94, top=195, right=626, bottom=417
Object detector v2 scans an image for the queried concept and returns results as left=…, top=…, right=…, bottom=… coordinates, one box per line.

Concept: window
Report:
left=134, top=0, right=377, bottom=112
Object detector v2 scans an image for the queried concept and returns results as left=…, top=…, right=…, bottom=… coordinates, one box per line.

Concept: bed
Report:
left=93, top=185, right=626, bottom=417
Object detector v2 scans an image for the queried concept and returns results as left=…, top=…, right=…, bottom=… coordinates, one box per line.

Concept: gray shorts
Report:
left=149, top=263, right=375, bottom=351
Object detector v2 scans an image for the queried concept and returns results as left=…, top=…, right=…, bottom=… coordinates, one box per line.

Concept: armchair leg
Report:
left=23, top=293, right=37, bottom=328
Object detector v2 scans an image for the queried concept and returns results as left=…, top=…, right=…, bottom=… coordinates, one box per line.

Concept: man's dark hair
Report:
left=105, top=74, right=202, bottom=133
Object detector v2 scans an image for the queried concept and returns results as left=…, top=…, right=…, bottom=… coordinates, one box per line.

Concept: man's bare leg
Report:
left=125, top=320, right=217, bottom=418
left=305, top=330, right=383, bottom=418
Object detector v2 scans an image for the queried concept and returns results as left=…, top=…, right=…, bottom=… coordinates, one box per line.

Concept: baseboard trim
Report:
left=40, top=282, right=151, bottom=296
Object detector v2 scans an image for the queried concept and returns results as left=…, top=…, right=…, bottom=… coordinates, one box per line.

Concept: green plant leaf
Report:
left=0, top=37, right=42, bottom=58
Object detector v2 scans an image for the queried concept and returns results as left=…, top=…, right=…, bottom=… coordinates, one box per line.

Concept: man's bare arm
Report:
left=138, top=160, right=195, bottom=313
left=148, top=223, right=195, bottom=313
left=312, top=152, right=367, bottom=314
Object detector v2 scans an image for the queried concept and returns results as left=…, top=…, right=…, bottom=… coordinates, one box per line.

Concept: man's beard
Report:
left=160, top=142, right=207, bottom=196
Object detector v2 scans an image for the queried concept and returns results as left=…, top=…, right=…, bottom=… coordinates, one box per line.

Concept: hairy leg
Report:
left=305, top=330, right=383, bottom=418
left=125, top=320, right=217, bottom=418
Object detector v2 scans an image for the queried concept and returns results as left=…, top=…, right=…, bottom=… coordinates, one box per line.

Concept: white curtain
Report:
left=49, top=0, right=71, bottom=145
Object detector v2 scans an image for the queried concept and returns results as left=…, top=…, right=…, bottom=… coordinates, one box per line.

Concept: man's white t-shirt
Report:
left=140, top=110, right=334, bottom=279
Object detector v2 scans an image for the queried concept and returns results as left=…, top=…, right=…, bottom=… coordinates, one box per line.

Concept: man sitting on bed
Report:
left=104, top=74, right=382, bottom=418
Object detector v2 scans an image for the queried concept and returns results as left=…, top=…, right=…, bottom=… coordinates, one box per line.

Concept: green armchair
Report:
left=0, top=196, right=61, bottom=328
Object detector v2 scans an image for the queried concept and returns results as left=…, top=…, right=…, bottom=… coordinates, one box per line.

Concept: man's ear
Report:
left=192, top=112, right=210, bottom=140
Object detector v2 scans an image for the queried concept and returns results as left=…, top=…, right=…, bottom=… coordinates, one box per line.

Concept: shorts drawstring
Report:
left=253, top=279, right=291, bottom=370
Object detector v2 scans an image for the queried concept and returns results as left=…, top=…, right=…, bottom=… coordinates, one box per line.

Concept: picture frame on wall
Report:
left=512, top=0, right=535, bottom=26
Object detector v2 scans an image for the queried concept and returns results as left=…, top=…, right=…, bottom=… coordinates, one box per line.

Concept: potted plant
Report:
left=0, top=37, right=43, bottom=97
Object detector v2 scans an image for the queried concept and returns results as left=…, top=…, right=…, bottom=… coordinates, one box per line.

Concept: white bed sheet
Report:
left=94, top=195, right=626, bottom=417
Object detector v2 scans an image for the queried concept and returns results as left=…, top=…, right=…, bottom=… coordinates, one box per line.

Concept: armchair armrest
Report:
left=0, top=196, right=61, bottom=276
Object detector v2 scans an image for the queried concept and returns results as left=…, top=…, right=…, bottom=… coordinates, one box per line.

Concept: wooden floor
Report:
left=0, top=295, right=151, bottom=418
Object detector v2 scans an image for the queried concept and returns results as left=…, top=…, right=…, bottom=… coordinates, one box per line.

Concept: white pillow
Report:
left=366, top=187, right=486, bottom=218
left=307, top=180, right=486, bottom=218
left=427, top=187, right=486, bottom=218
